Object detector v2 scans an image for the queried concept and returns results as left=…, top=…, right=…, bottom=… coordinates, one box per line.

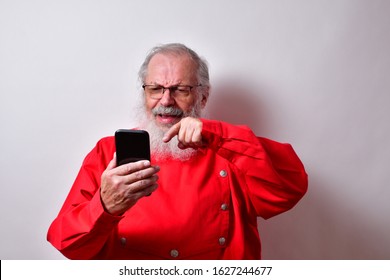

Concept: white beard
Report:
left=136, top=100, right=203, bottom=162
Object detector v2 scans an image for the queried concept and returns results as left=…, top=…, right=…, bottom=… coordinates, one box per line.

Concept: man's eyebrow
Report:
left=147, top=84, right=183, bottom=87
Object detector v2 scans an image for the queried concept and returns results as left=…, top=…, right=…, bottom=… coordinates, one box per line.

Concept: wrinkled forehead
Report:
left=145, top=53, right=198, bottom=84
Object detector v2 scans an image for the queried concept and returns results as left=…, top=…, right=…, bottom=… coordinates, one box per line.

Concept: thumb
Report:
left=106, top=152, right=118, bottom=170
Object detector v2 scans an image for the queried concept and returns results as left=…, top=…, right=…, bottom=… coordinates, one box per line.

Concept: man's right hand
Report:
left=100, top=154, right=160, bottom=216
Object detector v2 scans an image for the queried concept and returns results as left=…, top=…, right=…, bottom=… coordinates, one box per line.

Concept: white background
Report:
left=0, top=0, right=389, bottom=259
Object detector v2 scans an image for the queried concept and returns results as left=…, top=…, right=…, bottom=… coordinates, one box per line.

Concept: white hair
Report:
left=138, top=43, right=210, bottom=98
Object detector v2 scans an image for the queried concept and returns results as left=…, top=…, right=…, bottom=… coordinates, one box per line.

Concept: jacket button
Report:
left=221, top=203, right=228, bottom=211
left=170, top=249, right=179, bottom=258
left=219, top=237, right=226, bottom=246
left=120, top=237, right=127, bottom=247
left=219, top=170, right=227, bottom=177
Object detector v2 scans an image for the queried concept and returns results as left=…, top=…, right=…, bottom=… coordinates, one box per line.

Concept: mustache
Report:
left=152, top=106, right=184, bottom=117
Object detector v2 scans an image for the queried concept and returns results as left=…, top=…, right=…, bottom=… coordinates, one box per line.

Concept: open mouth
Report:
left=152, top=106, right=184, bottom=125
left=156, top=113, right=182, bottom=124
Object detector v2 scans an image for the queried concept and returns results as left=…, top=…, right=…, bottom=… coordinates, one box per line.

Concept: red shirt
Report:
left=47, top=119, right=308, bottom=259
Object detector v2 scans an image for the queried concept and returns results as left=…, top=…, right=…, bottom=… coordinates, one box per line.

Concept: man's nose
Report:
left=159, top=89, right=175, bottom=106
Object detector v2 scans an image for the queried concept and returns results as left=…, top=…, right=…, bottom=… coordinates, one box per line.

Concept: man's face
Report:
left=143, top=53, right=206, bottom=129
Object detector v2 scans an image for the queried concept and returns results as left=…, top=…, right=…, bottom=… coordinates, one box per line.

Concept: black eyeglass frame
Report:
left=142, top=84, right=203, bottom=94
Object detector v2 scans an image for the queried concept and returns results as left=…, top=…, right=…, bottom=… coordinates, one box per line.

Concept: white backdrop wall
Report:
left=1, top=0, right=389, bottom=259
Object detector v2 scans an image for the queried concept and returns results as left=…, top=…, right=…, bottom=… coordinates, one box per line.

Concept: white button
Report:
left=221, top=203, right=228, bottom=211
left=219, top=170, right=227, bottom=177
left=170, top=249, right=179, bottom=258
left=219, top=237, right=226, bottom=245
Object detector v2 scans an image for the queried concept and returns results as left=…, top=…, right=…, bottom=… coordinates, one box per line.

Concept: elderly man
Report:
left=47, top=43, right=308, bottom=259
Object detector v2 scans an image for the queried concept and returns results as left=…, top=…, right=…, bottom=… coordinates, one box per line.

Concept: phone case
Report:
left=115, top=129, right=150, bottom=165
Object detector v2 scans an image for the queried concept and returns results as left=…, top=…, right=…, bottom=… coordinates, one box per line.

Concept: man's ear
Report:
left=200, top=88, right=209, bottom=109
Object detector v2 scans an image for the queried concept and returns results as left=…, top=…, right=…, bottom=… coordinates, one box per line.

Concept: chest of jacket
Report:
left=112, top=151, right=248, bottom=259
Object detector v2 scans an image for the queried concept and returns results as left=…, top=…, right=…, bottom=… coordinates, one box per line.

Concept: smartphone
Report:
left=115, top=129, right=151, bottom=165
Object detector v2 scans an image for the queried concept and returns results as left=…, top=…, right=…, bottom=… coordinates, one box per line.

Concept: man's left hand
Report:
left=162, top=117, right=204, bottom=149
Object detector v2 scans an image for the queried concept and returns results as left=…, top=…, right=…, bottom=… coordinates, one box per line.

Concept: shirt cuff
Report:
left=89, top=189, right=124, bottom=227
left=200, top=118, right=223, bottom=148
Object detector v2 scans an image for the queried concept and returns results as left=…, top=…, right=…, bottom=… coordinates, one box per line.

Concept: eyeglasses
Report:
left=142, top=84, right=203, bottom=101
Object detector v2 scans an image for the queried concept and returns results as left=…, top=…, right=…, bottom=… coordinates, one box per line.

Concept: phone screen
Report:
left=115, top=129, right=150, bottom=165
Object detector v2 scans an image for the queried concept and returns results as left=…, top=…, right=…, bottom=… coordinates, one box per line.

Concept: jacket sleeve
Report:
left=201, top=119, right=308, bottom=219
left=47, top=138, right=122, bottom=259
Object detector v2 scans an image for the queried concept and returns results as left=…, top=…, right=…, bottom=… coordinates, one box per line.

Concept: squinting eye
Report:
left=149, top=87, right=162, bottom=93
left=176, top=87, right=189, bottom=93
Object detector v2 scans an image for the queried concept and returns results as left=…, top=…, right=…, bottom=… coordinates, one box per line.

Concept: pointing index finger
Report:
left=162, top=122, right=181, bottom=143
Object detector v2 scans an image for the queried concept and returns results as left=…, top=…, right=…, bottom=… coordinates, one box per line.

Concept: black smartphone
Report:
left=115, top=129, right=151, bottom=165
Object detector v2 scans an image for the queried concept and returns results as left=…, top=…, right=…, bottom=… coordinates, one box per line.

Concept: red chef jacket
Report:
left=47, top=119, right=308, bottom=259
